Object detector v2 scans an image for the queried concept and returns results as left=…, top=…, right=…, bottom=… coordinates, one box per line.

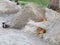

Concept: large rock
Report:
left=10, top=3, right=45, bottom=29
left=45, top=8, right=60, bottom=21
left=22, top=8, right=60, bottom=45
left=42, top=8, right=60, bottom=45
left=0, top=0, right=20, bottom=15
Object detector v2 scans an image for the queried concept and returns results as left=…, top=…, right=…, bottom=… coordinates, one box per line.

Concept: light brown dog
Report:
left=36, top=27, right=46, bottom=35
left=35, top=18, right=47, bottom=22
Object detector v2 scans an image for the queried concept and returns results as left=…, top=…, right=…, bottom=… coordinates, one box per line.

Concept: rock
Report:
left=10, top=3, right=45, bottom=29
left=0, top=0, right=20, bottom=15
left=43, top=8, right=60, bottom=45
left=35, top=18, right=47, bottom=22
left=23, top=3, right=45, bottom=19
left=23, top=20, right=47, bottom=35
left=23, top=8, right=60, bottom=45
left=0, top=10, right=51, bottom=45
left=45, top=8, right=60, bottom=21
